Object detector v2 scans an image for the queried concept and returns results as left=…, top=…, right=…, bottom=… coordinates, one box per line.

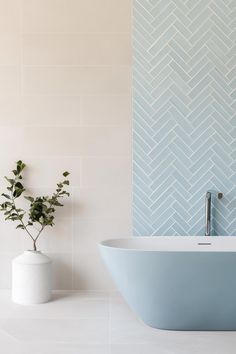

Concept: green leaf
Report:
left=4, top=177, right=14, bottom=185
left=16, top=224, right=24, bottom=229
left=16, top=160, right=26, bottom=173
left=24, top=196, right=34, bottom=202
left=63, top=171, right=70, bottom=177
left=51, top=200, right=63, bottom=207
left=15, top=182, right=24, bottom=189
left=1, top=193, right=10, bottom=200
left=63, top=180, right=69, bottom=185
left=13, top=189, right=24, bottom=198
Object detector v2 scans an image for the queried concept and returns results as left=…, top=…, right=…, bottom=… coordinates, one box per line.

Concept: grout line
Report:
left=23, top=64, right=131, bottom=68
left=0, top=93, right=132, bottom=97
left=19, top=0, right=23, bottom=98
left=21, top=31, right=131, bottom=35
left=71, top=186, right=75, bottom=290
left=108, top=292, right=112, bottom=354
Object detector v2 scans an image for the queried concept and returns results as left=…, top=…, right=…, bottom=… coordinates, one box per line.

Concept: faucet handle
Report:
left=218, top=192, right=223, bottom=199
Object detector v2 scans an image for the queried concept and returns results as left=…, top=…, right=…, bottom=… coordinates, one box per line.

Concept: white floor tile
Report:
left=7, top=291, right=109, bottom=320
left=2, top=318, right=109, bottom=344
left=0, top=291, right=235, bottom=354
left=20, top=344, right=109, bottom=354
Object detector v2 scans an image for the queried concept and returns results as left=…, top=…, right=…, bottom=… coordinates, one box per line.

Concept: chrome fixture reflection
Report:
left=205, top=191, right=223, bottom=236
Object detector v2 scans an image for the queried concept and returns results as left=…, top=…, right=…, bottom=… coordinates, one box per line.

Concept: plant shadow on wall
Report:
left=0, top=160, right=70, bottom=251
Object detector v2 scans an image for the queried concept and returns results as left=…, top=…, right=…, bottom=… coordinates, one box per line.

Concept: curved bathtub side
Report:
left=99, top=244, right=236, bottom=330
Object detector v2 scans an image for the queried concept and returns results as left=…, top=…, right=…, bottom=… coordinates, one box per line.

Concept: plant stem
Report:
left=33, top=225, right=44, bottom=247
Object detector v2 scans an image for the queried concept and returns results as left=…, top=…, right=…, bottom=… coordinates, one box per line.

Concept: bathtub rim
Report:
left=99, top=236, right=236, bottom=252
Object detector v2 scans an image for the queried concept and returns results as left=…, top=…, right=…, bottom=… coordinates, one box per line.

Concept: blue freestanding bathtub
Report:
left=99, top=237, right=236, bottom=331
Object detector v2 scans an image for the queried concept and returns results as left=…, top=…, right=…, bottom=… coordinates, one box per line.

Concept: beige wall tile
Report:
left=0, top=126, right=130, bottom=157
left=22, top=0, right=131, bottom=33
left=18, top=127, right=131, bottom=156
left=0, top=0, right=132, bottom=290
left=0, top=253, right=17, bottom=289
left=0, top=34, right=19, bottom=66
left=81, top=157, right=131, bottom=187
left=73, top=187, right=132, bottom=219
left=0, top=214, right=22, bottom=252
left=23, top=34, right=131, bottom=66
left=0, top=162, right=71, bottom=191
left=73, top=251, right=115, bottom=291
left=0, top=0, right=19, bottom=32
left=0, top=128, right=23, bottom=156
left=81, top=95, right=131, bottom=126
left=0, top=96, right=21, bottom=125
left=22, top=96, right=80, bottom=126
left=15, top=156, right=80, bottom=187
left=48, top=253, right=73, bottom=290
left=23, top=67, right=131, bottom=95
left=74, top=218, right=132, bottom=252
left=0, top=67, right=18, bottom=95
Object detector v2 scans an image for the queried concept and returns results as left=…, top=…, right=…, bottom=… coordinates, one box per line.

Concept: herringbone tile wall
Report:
left=133, top=0, right=236, bottom=236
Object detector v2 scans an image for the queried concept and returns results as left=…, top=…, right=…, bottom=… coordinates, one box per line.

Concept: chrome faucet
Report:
left=205, top=191, right=223, bottom=236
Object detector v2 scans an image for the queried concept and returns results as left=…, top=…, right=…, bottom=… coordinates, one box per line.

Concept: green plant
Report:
left=0, top=160, right=70, bottom=251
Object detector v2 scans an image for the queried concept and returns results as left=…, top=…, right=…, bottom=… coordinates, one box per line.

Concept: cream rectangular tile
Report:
left=23, top=34, right=131, bottom=65
left=81, top=157, right=131, bottom=187
left=0, top=253, right=17, bottom=289
left=0, top=67, right=18, bottom=95
left=12, top=156, right=80, bottom=188
left=73, top=251, right=115, bottom=291
left=48, top=253, right=73, bottom=290
left=0, top=156, right=79, bottom=189
left=2, top=317, right=109, bottom=344
left=0, top=0, right=19, bottom=32
left=0, top=213, right=22, bottom=252
left=0, top=96, right=21, bottom=126
left=0, top=128, right=24, bottom=156
left=80, top=95, right=131, bottom=126
left=23, top=66, right=131, bottom=95
left=73, top=187, right=132, bottom=219
left=0, top=34, right=19, bottom=65
left=74, top=218, right=132, bottom=252
left=18, top=127, right=131, bottom=156
left=22, top=0, right=131, bottom=33
left=22, top=96, right=80, bottom=126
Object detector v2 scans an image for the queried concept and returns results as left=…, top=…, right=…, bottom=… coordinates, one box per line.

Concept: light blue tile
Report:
left=133, top=0, right=236, bottom=236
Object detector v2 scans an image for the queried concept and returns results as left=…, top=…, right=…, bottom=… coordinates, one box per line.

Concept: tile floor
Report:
left=0, top=290, right=235, bottom=354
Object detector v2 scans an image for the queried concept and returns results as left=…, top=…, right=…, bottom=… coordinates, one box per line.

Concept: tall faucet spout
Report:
left=205, top=191, right=211, bottom=236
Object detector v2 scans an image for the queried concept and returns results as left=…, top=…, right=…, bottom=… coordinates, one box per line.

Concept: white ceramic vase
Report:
left=12, top=250, right=52, bottom=305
